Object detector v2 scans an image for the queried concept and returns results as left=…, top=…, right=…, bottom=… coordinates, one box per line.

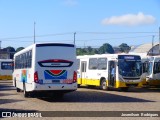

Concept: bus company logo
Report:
left=44, top=70, right=67, bottom=79
left=124, top=56, right=135, bottom=59
left=21, top=70, right=27, bottom=82
left=2, top=112, right=12, bottom=117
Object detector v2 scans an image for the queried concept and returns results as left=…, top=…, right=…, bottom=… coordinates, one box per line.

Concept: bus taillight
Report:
left=73, top=71, right=77, bottom=83
left=34, top=71, right=39, bottom=83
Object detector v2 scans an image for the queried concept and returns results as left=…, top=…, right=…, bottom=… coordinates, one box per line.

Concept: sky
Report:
left=0, top=0, right=160, bottom=49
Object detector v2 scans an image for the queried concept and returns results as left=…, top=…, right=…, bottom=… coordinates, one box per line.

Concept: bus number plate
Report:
left=52, top=80, right=60, bottom=83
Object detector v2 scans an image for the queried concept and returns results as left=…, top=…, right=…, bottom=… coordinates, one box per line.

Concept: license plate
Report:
left=52, top=80, right=60, bottom=83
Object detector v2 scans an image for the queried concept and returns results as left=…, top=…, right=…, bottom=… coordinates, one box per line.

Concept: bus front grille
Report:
left=123, top=77, right=140, bottom=80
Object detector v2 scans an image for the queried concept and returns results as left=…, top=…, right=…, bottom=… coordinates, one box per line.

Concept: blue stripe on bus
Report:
left=44, top=70, right=67, bottom=79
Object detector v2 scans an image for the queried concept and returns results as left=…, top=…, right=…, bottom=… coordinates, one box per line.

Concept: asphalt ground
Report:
left=0, top=80, right=160, bottom=120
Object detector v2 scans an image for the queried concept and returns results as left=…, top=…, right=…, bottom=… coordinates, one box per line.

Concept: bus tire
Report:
left=100, top=79, right=107, bottom=90
left=14, top=79, right=16, bottom=87
left=23, top=83, right=29, bottom=98
left=14, top=79, right=21, bottom=92
left=16, top=88, right=21, bottom=92
left=77, top=84, right=81, bottom=88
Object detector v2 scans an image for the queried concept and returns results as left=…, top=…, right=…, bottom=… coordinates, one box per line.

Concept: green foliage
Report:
left=16, top=47, right=25, bottom=52
left=98, top=43, right=114, bottom=54
left=3, top=46, right=15, bottom=52
left=76, top=46, right=97, bottom=55
left=119, top=43, right=131, bottom=53
left=76, top=43, right=115, bottom=55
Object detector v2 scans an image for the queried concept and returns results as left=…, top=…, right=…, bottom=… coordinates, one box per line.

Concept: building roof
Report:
left=130, top=42, right=160, bottom=55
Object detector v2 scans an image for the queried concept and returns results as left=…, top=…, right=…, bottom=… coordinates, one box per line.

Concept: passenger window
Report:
left=89, top=58, right=98, bottom=70
left=98, top=58, right=107, bottom=70
left=154, top=62, right=160, bottom=74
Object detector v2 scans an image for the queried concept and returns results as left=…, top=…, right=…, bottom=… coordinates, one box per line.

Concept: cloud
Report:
left=63, top=0, right=78, bottom=6
left=102, top=12, right=156, bottom=26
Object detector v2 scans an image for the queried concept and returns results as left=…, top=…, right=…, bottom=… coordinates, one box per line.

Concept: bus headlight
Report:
left=146, top=77, right=153, bottom=82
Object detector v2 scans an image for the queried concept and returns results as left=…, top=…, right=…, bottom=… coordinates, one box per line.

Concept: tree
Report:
left=86, top=46, right=93, bottom=53
left=3, top=46, right=15, bottom=52
left=16, top=47, right=24, bottom=52
left=76, top=48, right=83, bottom=55
left=119, top=43, right=131, bottom=53
left=2, top=46, right=16, bottom=59
left=98, top=43, right=114, bottom=54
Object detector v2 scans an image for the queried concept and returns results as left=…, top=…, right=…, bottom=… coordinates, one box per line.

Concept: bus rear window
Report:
left=38, top=59, right=73, bottom=67
left=1, top=62, right=13, bottom=70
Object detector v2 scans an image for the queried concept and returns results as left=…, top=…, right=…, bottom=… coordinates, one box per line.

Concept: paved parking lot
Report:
left=0, top=80, right=160, bottom=119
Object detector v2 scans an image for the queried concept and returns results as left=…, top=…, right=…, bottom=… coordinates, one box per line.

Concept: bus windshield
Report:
left=147, top=62, right=153, bottom=75
left=118, top=60, right=142, bottom=77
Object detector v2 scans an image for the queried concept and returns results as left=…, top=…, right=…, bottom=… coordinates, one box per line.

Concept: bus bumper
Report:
left=116, top=81, right=143, bottom=88
left=32, top=83, right=77, bottom=91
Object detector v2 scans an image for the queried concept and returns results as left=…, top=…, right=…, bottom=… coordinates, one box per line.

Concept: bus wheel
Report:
left=100, top=79, right=107, bottom=90
left=23, top=83, right=29, bottom=98
left=14, top=79, right=21, bottom=92
left=14, top=79, right=16, bottom=87
left=77, top=84, right=81, bottom=88
left=121, top=87, right=129, bottom=92
left=16, top=88, right=21, bottom=92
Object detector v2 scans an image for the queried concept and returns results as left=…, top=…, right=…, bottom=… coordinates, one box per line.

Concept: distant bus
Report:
left=0, top=59, right=13, bottom=80
left=13, top=43, right=77, bottom=97
left=135, top=53, right=150, bottom=86
left=77, top=54, right=143, bottom=91
left=145, top=56, right=160, bottom=86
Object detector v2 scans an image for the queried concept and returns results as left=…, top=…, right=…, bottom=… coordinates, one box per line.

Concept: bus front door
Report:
left=108, top=61, right=116, bottom=87
left=81, top=61, right=87, bottom=85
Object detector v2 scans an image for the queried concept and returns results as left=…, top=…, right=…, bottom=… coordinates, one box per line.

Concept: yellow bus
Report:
left=77, top=54, right=143, bottom=91
left=0, top=59, right=13, bottom=80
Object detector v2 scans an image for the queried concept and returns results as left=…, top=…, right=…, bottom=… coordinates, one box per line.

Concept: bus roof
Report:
left=0, top=59, right=13, bottom=61
left=77, top=53, right=141, bottom=60
left=14, top=43, right=75, bottom=56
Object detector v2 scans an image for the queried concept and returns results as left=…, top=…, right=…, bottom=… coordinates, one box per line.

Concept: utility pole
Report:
left=152, top=35, right=155, bottom=56
left=74, top=32, right=76, bottom=44
left=34, top=22, right=36, bottom=44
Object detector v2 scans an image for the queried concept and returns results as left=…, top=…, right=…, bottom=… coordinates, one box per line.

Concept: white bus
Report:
left=0, top=59, right=13, bottom=80
left=77, top=54, right=143, bottom=91
left=130, top=53, right=150, bottom=86
left=13, top=43, right=77, bottom=97
left=145, top=56, right=160, bottom=86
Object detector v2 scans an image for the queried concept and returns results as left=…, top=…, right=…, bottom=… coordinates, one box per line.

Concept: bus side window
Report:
left=154, top=62, right=160, bottom=74
left=81, top=62, right=86, bottom=72
left=20, top=54, right=23, bottom=69
left=29, top=50, right=32, bottom=68
left=157, top=62, right=160, bottom=73
left=142, top=62, right=148, bottom=73
left=98, top=58, right=107, bottom=70
left=24, top=53, right=27, bottom=68
left=89, top=58, right=98, bottom=70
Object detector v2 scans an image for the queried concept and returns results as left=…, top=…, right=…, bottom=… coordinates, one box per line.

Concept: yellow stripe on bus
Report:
left=148, top=80, right=160, bottom=86
left=0, top=75, right=12, bottom=80
left=78, top=78, right=143, bottom=88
